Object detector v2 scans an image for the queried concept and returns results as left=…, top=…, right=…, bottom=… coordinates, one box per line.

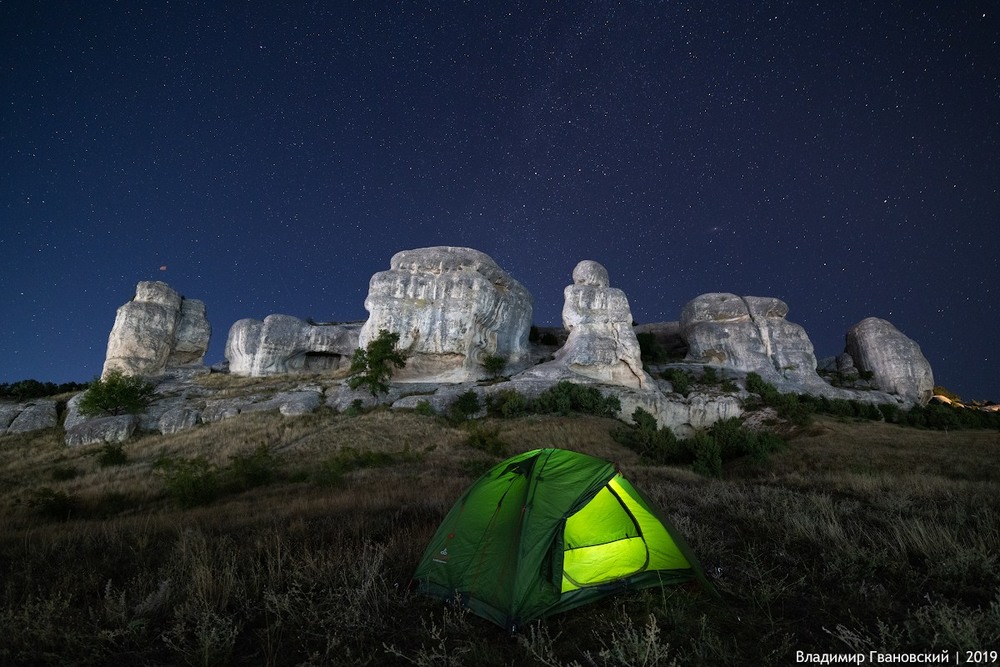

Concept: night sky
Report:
left=3, top=2, right=997, bottom=401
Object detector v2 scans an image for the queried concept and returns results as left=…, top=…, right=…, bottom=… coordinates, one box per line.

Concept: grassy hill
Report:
left=1, top=398, right=998, bottom=665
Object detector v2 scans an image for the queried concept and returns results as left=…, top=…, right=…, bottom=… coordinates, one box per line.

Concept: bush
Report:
left=77, top=371, right=155, bottom=417
left=701, top=366, right=719, bottom=386
left=155, top=457, right=220, bottom=508
left=449, top=390, right=481, bottom=423
left=344, top=398, right=366, bottom=416
left=96, top=443, right=128, bottom=467
left=533, top=382, right=621, bottom=417
left=348, top=329, right=407, bottom=397
left=612, top=408, right=685, bottom=464
left=482, top=354, right=507, bottom=378
left=465, top=424, right=508, bottom=457
left=414, top=400, right=436, bottom=417
left=227, top=444, right=280, bottom=491
left=26, top=487, right=80, bottom=521
left=720, top=378, right=738, bottom=393
left=486, top=389, right=529, bottom=418
left=661, top=369, right=691, bottom=397
left=690, top=432, right=722, bottom=478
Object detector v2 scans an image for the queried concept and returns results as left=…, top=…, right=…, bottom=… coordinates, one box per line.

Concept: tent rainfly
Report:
left=413, top=448, right=712, bottom=630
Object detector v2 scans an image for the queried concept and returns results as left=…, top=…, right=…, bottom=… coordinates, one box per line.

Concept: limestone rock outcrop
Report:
left=846, top=317, right=934, bottom=405
left=358, top=247, right=533, bottom=382
left=680, top=293, right=825, bottom=388
left=4, top=400, right=57, bottom=434
left=65, top=415, right=139, bottom=448
left=528, top=260, right=652, bottom=389
left=225, top=316, right=361, bottom=377
left=102, top=282, right=210, bottom=378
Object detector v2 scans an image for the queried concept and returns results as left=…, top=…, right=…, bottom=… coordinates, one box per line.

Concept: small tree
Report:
left=77, top=371, right=155, bottom=417
left=482, top=354, right=507, bottom=378
left=348, top=329, right=407, bottom=397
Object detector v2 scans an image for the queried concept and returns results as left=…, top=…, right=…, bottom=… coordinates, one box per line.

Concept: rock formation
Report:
left=225, top=315, right=361, bottom=377
left=528, top=260, right=652, bottom=389
left=846, top=317, right=934, bottom=405
left=65, top=415, right=139, bottom=448
left=102, top=281, right=210, bottom=378
left=358, top=247, right=533, bottom=382
left=680, top=293, right=826, bottom=389
left=3, top=400, right=57, bottom=434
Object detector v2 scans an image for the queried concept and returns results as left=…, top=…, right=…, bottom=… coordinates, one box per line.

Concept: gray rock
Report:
left=202, top=398, right=251, bottom=423
left=525, top=261, right=652, bottom=389
left=846, top=317, right=934, bottom=405
left=158, top=407, right=201, bottom=434
left=169, top=299, right=212, bottom=366
left=358, top=247, right=533, bottom=382
left=680, top=293, right=826, bottom=388
left=0, top=403, right=20, bottom=434
left=6, top=400, right=57, bottom=434
left=102, top=281, right=210, bottom=378
left=225, top=315, right=360, bottom=377
left=63, top=393, right=87, bottom=430
left=65, top=415, right=139, bottom=447
left=277, top=391, right=323, bottom=416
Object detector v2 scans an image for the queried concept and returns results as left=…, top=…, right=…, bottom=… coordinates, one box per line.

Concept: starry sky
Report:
left=3, top=2, right=998, bottom=400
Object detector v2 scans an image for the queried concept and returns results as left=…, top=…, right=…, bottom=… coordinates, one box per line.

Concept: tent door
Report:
left=560, top=481, right=649, bottom=592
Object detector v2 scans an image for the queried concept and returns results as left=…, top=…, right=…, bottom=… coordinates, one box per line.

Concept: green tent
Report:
left=413, top=448, right=711, bottom=630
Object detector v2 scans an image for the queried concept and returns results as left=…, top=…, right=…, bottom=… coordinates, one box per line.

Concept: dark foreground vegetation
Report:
left=1, top=378, right=998, bottom=665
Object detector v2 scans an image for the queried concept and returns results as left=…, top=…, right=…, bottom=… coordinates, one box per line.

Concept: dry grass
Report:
left=1, top=409, right=998, bottom=665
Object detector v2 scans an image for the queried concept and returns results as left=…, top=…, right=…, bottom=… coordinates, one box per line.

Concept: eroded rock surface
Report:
left=358, top=247, right=533, bottom=382
left=680, top=293, right=825, bottom=388
left=225, top=316, right=361, bottom=377
left=525, top=260, right=652, bottom=389
left=846, top=317, right=934, bottom=405
left=102, top=281, right=210, bottom=378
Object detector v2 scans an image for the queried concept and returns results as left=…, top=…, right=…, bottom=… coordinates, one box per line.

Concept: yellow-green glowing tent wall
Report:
left=413, top=448, right=711, bottom=630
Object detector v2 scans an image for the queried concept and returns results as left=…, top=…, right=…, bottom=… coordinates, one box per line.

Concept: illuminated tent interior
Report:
left=413, top=448, right=712, bottom=630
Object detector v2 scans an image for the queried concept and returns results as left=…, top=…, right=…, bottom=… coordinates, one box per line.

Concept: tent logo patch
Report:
left=433, top=548, right=450, bottom=565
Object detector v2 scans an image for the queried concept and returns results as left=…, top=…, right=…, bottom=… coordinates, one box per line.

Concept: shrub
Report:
left=720, top=378, right=738, bottom=393
left=344, top=398, right=366, bottom=416
left=465, top=424, right=508, bottom=457
left=26, top=487, right=79, bottom=521
left=348, top=329, right=407, bottom=397
left=482, top=354, right=507, bottom=378
left=661, top=369, right=691, bottom=397
left=612, top=408, right=685, bottom=464
left=486, top=389, right=529, bottom=418
left=879, top=403, right=900, bottom=423
left=690, top=432, right=722, bottom=478
left=155, top=457, right=220, bottom=508
left=449, top=390, right=481, bottom=423
left=701, top=366, right=719, bottom=386
left=414, top=400, right=436, bottom=417
left=77, top=371, right=155, bottom=417
left=227, top=444, right=279, bottom=491
left=96, top=443, right=128, bottom=467
left=533, top=381, right=621, bottom=417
